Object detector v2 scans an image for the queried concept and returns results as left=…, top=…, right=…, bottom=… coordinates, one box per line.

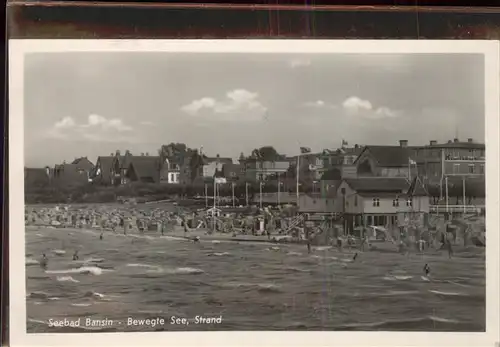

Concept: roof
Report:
left=321, top=168, right=342, bottom=181
left=71, top=157, right=94, bottom=166
left=427, top=141, right=485, bottom=149
left=116, top=154, right=133, bottom=169
left=223, top=163, right=242, bottom=171
left=343, top=177, right=410, bottom=193
left=204, top=157, right=233, bottom=165
left=127, top=156, right=161, bottom=182
left=355, top=146, right=412, bottom=167
left=96, top=156, right=114, bottom=172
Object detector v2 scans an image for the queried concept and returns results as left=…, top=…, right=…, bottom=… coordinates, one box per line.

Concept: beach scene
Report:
left=22, top=50, right=487, bottom=332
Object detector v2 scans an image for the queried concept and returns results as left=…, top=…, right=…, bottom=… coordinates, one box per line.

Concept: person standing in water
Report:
left=40, top=254, right=48, bottom=269
left=73, top=250, right=79, bottom=261
left=423, top=263, right=430, bottom=277
left=352, top=252, right=358, bottom=262
left=99, top=232, right=103, bottom=240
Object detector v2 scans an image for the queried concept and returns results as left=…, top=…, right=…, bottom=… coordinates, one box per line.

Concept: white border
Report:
left=9, top=40, right=500, bottom=347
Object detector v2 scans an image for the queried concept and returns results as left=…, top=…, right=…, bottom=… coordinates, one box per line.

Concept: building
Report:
left=222, top=163, right=244, bottom=182
left=160, top=157, right=182, bottom=184
left=71, top=157, right=94, bottom=172
left=91, top=156, right=115, bottom=185
left=354, top=141, right=418, bottom=178
left=415, top=138, right=485, bottom=179
left=51, top=162, right=90, bottom=186
left=125, top=156, right=161, bottom=184
left=110, top=150, right=133, bottom=185
left=202, top=155, right=233, bottom=181
left=337, top=177, right=429, bottom=234
left=240, top=157, right=291, bottom=182
left=319, top=145, right=364, bottom=179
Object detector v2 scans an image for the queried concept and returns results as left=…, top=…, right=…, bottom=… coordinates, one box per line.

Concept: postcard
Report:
left=8, top=39, right=500, bottom=347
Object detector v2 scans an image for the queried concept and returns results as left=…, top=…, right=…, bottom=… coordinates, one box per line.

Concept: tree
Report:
left=188, top=149, right=205, bottom=183
left=250, top=146, right=280, bottom=161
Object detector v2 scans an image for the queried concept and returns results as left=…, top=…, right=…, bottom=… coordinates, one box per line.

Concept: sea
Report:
left=25, top=225, right=486, bottom=332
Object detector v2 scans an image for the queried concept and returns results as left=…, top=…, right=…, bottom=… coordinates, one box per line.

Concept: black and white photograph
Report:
left=8, top=40, right=500, bottom=347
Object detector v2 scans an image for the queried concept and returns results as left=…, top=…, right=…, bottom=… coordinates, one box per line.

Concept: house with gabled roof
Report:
left=336, top=176, right=429, bottom=235
left=91, top=156, right=115, bottom=185
left=125, top=156, right=161, bottom=184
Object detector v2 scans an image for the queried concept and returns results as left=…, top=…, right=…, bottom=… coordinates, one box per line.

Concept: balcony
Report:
left=444, top=155, right=485, bottom=162
left=430, top=205, right=484, bottom=214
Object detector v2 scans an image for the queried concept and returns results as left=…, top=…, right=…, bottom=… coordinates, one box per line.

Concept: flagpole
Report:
left=213, top=178, right=217, bottom=231
left=296, top=154, right=300, bottom=204
left=245, top=182, right=249, bottom=206
left=408, top=159, right=411, bottom=181
left=232, top=182, right=235, bottom=207
left=462, top=176, right=466, bottom=214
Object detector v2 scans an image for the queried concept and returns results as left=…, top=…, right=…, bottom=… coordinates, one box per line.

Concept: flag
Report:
left=409, top=158, right=416, bottom=165
left=300, top=147, right=311, bottom=154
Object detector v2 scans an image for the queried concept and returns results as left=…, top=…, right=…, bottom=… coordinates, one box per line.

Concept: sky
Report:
left=24, top=52, right=485, bottom=167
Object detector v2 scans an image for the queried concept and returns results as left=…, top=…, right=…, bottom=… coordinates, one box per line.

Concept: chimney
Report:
left=110, top=153, right=114, bottom=156
left=115, top=150, right=121, bottom=156
left=430, top=140, right=437, bottom=146
left=354, top=144, right=359, bottom=149
left=141, top=153, right=145, bottom=156
left=125, top=150, right=131, bottom=156
left=448, top=140, right=452, bottom=144
left=399, top=140, right=408, bottom=148
left=145, top=152, right=149, bottom=156
left=453, top=138, right=459, bottom=143
left=468, top=138, right=473, bottom=143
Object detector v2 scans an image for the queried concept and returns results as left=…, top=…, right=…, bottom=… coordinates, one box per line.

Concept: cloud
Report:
left=47, top=114, right=134, bottom=142
left=303, top=100, right=338, bottom=109
left=289, top=58, right=311, bottom=68
left=342, top=96, right=399, bottom=119
left=181, top=89, right=267, bottom=121
left=140, top=121, right=155, bottom=126
left=54, top=116, right=76, bottom=129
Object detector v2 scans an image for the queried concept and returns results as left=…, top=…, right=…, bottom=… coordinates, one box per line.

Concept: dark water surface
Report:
left=25, top=226, right=485, bottom=332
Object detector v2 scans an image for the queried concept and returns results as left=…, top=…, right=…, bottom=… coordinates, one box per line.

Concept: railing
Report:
left=430, top=205, right=483, bottom=214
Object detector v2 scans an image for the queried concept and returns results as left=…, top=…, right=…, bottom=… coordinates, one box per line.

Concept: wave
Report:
left=52, top=249, right=66, bottom=256
left=85, top=258, right=105, bottom=263
left=46, top=266, right=108, bottom=276
left=25, top=258, right=39, bottom=266
left=71, top=303, right=92, bottom=307
left=83, top=291, right=106, bottom=299
left=207, top=252, right=230, bottom=257
left=56, top=276, right=80, bottom=283
left=222, top=282, right=282, bottom=293
left=384, top=275, right=413, bottom=281
left=429, top=290, right=467, bottom=297
left=315, top=246, right=332, bottom=251
left=335, top=316, right=467, bottom=331
left=169, top=267, right=204, bottom=275
left=287, top=252, right=302, bottom=256
left=28, top=291, right=50, bottom=299
left=285, top=267, right=311, bottom=273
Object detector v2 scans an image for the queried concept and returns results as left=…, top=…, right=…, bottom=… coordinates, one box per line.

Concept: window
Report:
left=372, top=198, right=380, bottom=207
left=453, top=164, right=460, bottom=174
left=258, top=174, right=264, bottom=181
left=354, top=195, right=358, bottom=207
left=406, top=198, right=413, bottom=207
left=393, top=198, right=399, bottom=207
left=480, top=164, right=485, bottom=174
left=468, top=164, right=475, bottom=174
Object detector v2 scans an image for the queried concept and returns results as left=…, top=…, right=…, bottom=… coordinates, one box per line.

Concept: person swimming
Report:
left=423, top=263, right=430, bottom=277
